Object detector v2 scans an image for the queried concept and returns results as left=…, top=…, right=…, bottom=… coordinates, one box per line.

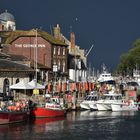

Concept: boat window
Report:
left=85, top=96, right=90, bottom=100
left=116, top=96, right=122, bottom=100
left=94, top=96, right=98, bottom=101
left=104, top=96, right=110, bottom=100
left=110, top=96, right=114, bottom=100
left=91, top=97, right=95, bottom=100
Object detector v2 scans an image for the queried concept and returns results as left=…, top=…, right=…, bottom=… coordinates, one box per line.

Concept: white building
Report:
left=0, top=10, right=16, bottom=31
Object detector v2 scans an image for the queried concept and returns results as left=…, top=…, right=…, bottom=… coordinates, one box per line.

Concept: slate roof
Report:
left=0, top=52, right=10, bottom=59
left=0, top=30, right=67, bottom=46
left=0, top=58, right=34, bottom=72
left=9, top=54, right=29, bottom=61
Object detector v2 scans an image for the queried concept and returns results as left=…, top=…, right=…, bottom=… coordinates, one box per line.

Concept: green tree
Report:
left=117, top=38, right=140, bottom=76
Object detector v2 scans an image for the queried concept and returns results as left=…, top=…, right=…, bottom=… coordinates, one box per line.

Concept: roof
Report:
left=0, top=52, right=51, bottom=70
left=0, top=30, right=67, bottom=46
left=9, top=54, right=29, bottom=61
left=0, top=52, right=10, bottom=59
left=30, top=61, right=51, bottom=70
left=0, top=58, right=34, bottom=72
left=0, top=10, right=15, bottom=22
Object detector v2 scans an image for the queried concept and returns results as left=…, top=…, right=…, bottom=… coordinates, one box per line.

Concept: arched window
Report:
left=63, top=48, right=65, bottom=55
left=2, top=25, right=4, bottom=30
left=16, top=78, right=19, bottom=83
left=53, top=47, right=56, bottom=55
left=3, top=78, right=10, bottom=96
left=58, top=47, right=61, bottom=55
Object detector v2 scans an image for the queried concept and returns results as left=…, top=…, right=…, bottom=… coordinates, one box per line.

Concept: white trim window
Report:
left=58, top=47, right=60, bottom=55
left=63, top=48, right=65, bottom=55
left=53, top=47, right=56, bottom=55
left=53, top=60, right=56, bottom=65
left=62, top=60, right=65, bottom=72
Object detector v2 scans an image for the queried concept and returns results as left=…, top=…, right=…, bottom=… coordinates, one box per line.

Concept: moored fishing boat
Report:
left=0, top=100, right=29, bottom=125
left=0, top=111, right=29, bottom=125
left=96, top=93, right=122, bottom=111
left=111, top=100, right=139, bottom=111
left=80, top=91, right=98, bottom=110
left=31, top=97, right=66, bottom=118
left=97, top=64, right=115, bottom=83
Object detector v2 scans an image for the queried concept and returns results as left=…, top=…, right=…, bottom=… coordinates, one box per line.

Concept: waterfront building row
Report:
left=0, top=10, right=88, bottom=95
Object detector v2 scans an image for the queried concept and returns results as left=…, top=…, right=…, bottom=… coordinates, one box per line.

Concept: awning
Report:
left=28, top=79, right=45, bottom=89
left=10, top=80, right=33, bottom=89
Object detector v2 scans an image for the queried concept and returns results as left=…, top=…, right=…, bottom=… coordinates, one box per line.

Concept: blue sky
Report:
left=1, top=0, right=140, bottom=71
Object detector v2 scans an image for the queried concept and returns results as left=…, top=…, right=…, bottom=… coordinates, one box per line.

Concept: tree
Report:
left=116, top=38, right=140, bottom=76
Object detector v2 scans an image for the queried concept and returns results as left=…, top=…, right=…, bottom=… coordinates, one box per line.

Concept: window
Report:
left=2, top=25, right=4, bottom=30
left=62, top=61, right=65, bottom=72
left=63, top=48, right=65, bottom=55
left=16, top=79, right=19, bottom=83
left=78, top=59, right=81, bottom=69
left=53, top=47, right=56, bottom=55
left=53, top=60, right=56, bottom=65
left=58, top=47, right=60, bottom=55
left=57, top=60, right=61, bottom=70
left=3, top=78, right=10, bottom=95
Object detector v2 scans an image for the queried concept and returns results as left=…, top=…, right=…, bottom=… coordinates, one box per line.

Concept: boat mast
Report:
left=35, top=29, right=38, bottom=84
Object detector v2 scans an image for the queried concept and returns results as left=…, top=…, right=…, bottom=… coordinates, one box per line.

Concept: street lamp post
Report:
left=53, top=64, right=58, bottom=94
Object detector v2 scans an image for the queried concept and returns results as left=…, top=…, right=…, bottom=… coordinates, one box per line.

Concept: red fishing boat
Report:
left=0, top=111, right=29, bottom=125
left=0, top=100, right=30, bottom=125
left=31, top=97, right=66, bottom=118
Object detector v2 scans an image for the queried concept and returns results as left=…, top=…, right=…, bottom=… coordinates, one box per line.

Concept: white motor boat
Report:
left=88, top=94, right=99, bottom=111
left=80, top=92, right=98, bottom=110
left=111, top=100, right=139, bottom=111
left=97, top=64, right=115, bottom=83
left=96, top=93, right=122, bottom=111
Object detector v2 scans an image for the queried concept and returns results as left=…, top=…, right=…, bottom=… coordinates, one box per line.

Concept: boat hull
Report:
left=80, top=102, right=90, bottom=110
left=96, top=103, right=109, bottom=111
left=0, top=111, right=29, bottom=125
left=31, top=107, right=65, bottom=118
left=111, top=103, right=139, bottom=111
left=89, top=103, right=98, bottom=111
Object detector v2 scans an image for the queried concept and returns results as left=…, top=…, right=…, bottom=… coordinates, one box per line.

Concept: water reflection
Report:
left=0, top=111, right=140, bottom=140
left=80, top=110, right=137, bottom=118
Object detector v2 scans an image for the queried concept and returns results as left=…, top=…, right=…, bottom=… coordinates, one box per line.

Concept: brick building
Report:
left=53, top=24, right=87, bottom=83
left=1, top=29, right=68, bottom=84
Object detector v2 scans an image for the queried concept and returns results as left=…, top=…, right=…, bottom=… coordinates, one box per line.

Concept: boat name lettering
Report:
left=46, top=105, right=60, bottom=108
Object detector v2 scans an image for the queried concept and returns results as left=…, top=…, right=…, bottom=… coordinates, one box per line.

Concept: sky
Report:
left=1, top=0, right=140, bottom=72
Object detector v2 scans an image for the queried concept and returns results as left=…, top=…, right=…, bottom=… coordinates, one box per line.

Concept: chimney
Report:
left=54, top=24, right=61, bottom=40
left=70, top=32, right=75, bottom=53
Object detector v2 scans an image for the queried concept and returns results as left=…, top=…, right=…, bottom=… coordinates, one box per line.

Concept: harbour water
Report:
left=0, top=111, right=140, bottom=140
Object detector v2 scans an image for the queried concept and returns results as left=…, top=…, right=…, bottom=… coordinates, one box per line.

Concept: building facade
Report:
left=53, top=24, right=87, bottom=83
left=1, top=29, right=68, bottom=84
left=0, top=52, right=34, bottom=94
